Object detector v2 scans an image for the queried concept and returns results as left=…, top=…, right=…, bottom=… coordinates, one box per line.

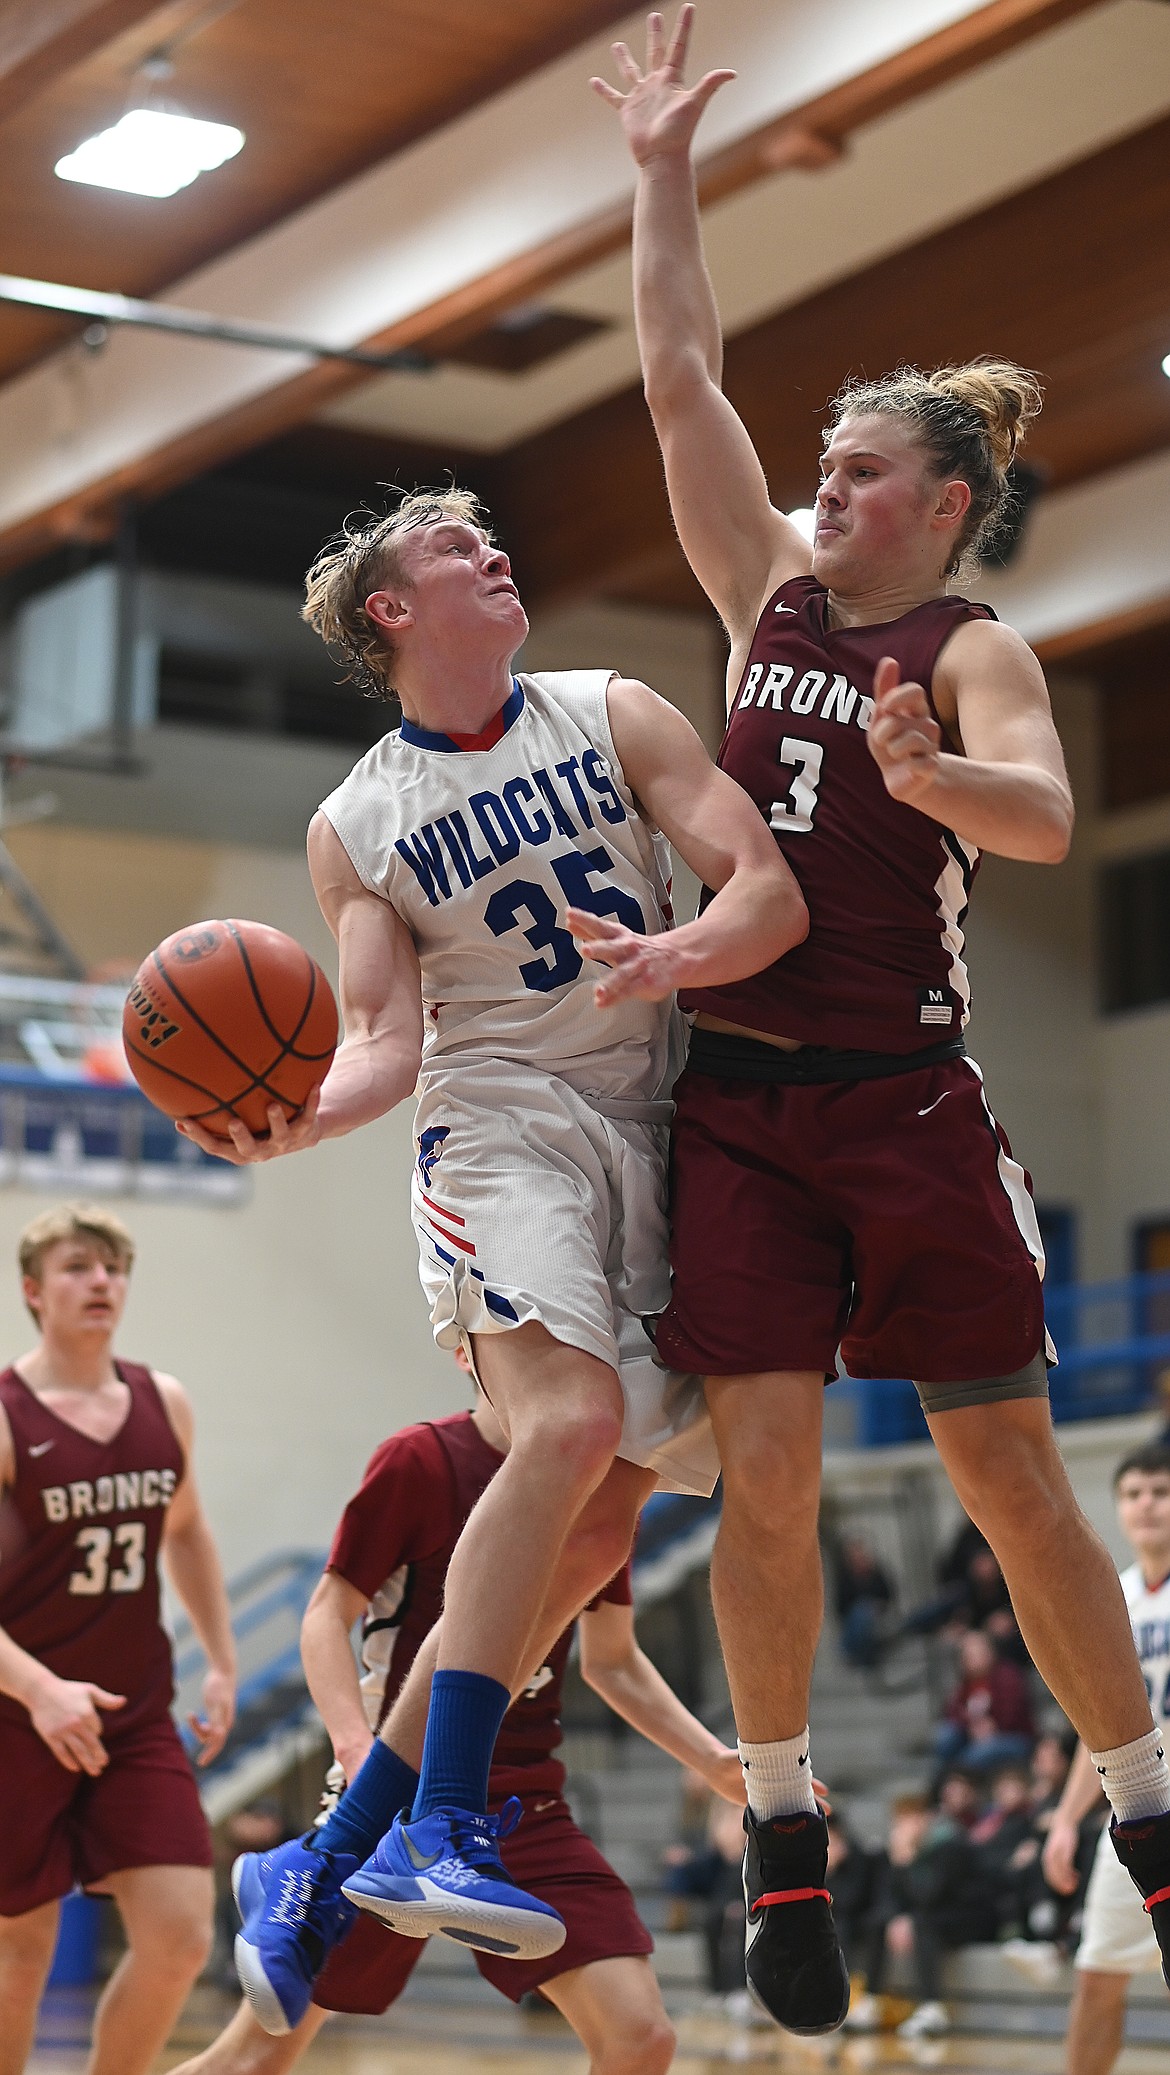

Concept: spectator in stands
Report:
left=825, top=1808, right=883, bottom=1977
left=831, top=1532, right=896, bottom=1670
left=936, top=1768, right=982, bottom=1833
left=904, top=1515, right=1019, bottom=1649
left=972, top=1765, right=1040, bottom=1926
left=663, top=1794, right=750, bottom=1999
left=848, top=1791, right=999, bottom=2040
left=935, top=1629, right=1035, bottom=1772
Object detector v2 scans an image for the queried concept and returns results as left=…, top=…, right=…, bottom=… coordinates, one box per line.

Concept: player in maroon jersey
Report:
left=175, top=1375, right=748, bottom=2075
left=0, top=1203, right=237, bottom=2075
left=592, top=6, right=1170, bottom=2035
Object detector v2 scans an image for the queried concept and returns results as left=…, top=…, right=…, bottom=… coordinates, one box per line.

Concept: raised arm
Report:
left=593, top=8, right=810, bottom=636
left=867, top=620, right=1074, bottom=864
left=158, top=1375, right=237, bottom=1766
left=568, top=676, right=807, bottom=1007
left=179, top=812, right=424, bottom=1164
left=300, top=1570, right=376, bottom=1787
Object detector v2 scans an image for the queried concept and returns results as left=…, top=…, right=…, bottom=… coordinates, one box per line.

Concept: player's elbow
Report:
left=642, top=350, right=714, bottom=425
left=1021, top=793, right=1074, bottom=865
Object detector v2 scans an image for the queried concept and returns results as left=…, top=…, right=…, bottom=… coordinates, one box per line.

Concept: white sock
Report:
left=738, top=1727, right=819, bottom=1820
left=1091, top=1726, right=1170, bottom=1823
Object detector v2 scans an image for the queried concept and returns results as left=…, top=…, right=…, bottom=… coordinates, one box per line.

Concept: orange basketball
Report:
left=122, top=919, right=338, bottom=1138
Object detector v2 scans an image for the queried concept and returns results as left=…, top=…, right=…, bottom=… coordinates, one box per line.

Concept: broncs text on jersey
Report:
left=738, top=665, right=875, bottom=729
left=42, top=1467, right=179, bottom=1522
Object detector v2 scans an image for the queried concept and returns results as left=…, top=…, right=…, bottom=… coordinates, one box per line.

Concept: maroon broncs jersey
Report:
left=327, top=1410, right=632, bottom=1801
left=0, top=1361, right=184, bottom=1735
left=681, top=576, right=996, bottom=1053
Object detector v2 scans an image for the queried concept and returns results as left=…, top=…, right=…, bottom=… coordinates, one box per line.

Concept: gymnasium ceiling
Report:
left=2, top=0, right=1170, bottom=653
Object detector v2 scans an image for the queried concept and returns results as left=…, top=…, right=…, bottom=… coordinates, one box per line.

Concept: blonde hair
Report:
left=301, top=487, right=495, bottom=699
left=826, top=357, right=1043, bottom=576
left=19, top=1204, right=135, bottom=1320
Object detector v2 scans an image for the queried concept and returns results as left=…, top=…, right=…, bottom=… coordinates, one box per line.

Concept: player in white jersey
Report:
left=1041, top=1444, right=1170, bottom=2074
left=178, top=486, right=807, bottom=2030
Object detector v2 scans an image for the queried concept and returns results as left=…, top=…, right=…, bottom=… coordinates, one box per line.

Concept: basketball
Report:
left=122, top=919, right=338, bottom=1138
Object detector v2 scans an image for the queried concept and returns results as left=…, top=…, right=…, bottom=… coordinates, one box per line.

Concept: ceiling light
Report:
left=1162, top=352, right=1170, bottom=378
left=55, top=109, right=243, bottom=199
left=786, top=507, right=817, bottom=542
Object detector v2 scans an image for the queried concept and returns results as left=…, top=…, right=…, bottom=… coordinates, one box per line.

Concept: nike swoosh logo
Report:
left=28, top=1440, right=54, bottom=1457
left=774, top=604, right=797, bottom=614
left=917, top=1093, right=950, bottom=1117
left=401, top=1832, right=444, bottom=1872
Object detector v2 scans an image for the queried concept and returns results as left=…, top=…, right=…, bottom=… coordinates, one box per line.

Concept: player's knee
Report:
left=131, top=1904, right=212, bottom=1982
left=520, top=1397, right=623, bottom=1486
left=1073, top=1967, right=1129, bottom=2009
left=720, top=1444, right=819, bottom=1536
left=0, top=1912, right=57, bottom=1986
left=593, top=2009, right=676, bottom=2075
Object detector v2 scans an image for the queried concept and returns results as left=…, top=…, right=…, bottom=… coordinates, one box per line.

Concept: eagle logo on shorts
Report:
left=417, top=1126, right=450, bottom=1189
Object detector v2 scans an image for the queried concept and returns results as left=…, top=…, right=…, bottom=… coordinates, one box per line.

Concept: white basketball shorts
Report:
left=410, top=1057, right=718, bottom=1497
left=1075, top=1820, right=1162, bottom=1975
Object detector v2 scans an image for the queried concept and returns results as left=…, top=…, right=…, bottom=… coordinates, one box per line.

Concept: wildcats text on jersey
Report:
left=394, top=747, right=629, bottom=910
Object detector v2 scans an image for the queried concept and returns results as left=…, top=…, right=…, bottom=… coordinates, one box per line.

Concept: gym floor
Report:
left=25, top=1983, right=1170, bottom=2074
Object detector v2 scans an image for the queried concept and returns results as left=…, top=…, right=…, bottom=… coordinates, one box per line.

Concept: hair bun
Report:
left=927, top=358, right=1042, bottom=473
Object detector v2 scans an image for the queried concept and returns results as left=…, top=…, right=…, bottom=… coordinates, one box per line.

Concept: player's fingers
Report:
left=646, top=10, right=665, bottom=71
left=873, top=654, right=903, bottom=701
left=689, top=68, right=737, bottom=112
left=565, top=906, right=625, bottom=942
left=589, top=76, right=626, bottom=109
left=878, top=680, right=932, bottom=719
left=611, top=41, right=642, bottom=85
left=176, top=1118, right=223, bottom=1155
left=664, top=2, right=694, bottom=73
left=91, top=1687, right=126, bottom=1709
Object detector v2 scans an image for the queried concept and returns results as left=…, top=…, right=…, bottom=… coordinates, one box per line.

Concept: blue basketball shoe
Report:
left=342, top=1799, right=566, bottom=1959
left=232, top=1834, right=360, bottom=2035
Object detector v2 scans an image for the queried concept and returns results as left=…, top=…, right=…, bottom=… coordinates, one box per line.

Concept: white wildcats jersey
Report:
left=1121, top=1559, right=1170, bottom=1730
left=320, top=670, right=683, bottom=1110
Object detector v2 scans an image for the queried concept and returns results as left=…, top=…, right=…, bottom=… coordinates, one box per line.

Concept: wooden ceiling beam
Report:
left=0, top=0, right=1114, bottom=571
left=0, top=0, right=171, bottom=122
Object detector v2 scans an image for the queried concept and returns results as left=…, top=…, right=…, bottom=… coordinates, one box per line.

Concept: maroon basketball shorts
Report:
left=314, top=1789, right=653, bottom=2012
left=656, top=1036, right=1049, bottom=1406
left=0, top=1708, right=212, bottom=1917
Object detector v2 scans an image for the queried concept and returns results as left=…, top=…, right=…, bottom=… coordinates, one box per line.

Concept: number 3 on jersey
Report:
left=69, top=1521, right=147, bottom=1595
left=770, top=737, right=824, bottom=834
left=485, top=843, right=646, bottom=995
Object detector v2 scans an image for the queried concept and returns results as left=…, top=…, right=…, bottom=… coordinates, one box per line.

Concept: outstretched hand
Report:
left=176, top=1086, right=322, bottom=1166
left=866, top=654, right=944, bottom=807
left=568, top=908, right=681, bottom=1007
left=590, top=6, right=735, bottom=165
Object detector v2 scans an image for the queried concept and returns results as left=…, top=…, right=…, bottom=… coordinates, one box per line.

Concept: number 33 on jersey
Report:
left=321, top=671, right=681, bottom=1104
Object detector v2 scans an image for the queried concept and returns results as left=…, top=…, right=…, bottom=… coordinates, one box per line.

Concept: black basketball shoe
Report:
left=1110, top=1810, right=1170, bottom=1988
left=742, top=1807, right=850, bottom=2034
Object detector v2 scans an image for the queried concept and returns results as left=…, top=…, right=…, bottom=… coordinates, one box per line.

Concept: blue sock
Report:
left=314, top=1740, right=419, bottom=1859
left=411, top=1669, right=510, bottom=1822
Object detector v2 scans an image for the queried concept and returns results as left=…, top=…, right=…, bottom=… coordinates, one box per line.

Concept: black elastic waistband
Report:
left=685, top=1027, right=968, bottom=1085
